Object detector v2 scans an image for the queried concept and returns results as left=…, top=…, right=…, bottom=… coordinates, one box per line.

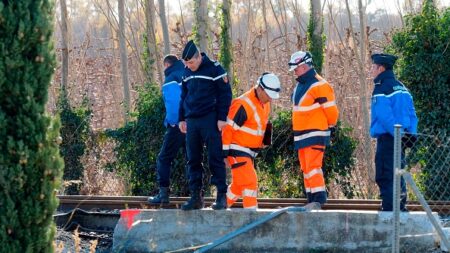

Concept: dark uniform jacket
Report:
left=179, top=53, right=232, bottom=122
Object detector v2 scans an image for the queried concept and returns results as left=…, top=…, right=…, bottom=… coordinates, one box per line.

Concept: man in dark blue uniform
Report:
left=148, top=55, right=186, bottom=204
left=179, top=40, right=232, bottom=210
left=370, top=53, right=418, bottom=211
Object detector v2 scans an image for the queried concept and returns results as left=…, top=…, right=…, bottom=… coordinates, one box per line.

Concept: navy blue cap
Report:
left=371, top=53, right=398, bottom=69
left=182, top=40, right=199, bottom=61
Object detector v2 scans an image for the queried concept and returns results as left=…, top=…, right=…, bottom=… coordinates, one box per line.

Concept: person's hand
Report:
left=224, top=158, right=230, bottom=169
left=179, top=121, right=187, bottom=133
left=217, top=120, right=227, bottom=131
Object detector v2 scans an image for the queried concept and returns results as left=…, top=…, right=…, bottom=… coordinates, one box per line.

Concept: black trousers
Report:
left=375, top=134, right=407, bottom=211
left=186, top=111, right=227, bottom=193
left=156, top=125, right=187, bottom=187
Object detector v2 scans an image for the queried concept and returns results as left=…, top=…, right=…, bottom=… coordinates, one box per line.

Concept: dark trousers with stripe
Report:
left=186, top=111, right=227, bottom=193
left=375, top=134, right=407, bottom=211
left=156, top=125, right=187, bottom=187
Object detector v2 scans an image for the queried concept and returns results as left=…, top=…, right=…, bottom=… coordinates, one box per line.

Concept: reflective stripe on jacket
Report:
left=222, top=88, right=271, bottom=158
left=292, top=69, right=339, bottom=150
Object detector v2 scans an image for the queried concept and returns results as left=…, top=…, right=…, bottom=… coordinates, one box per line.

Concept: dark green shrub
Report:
left=58, top=89, right=91, bottom=194
left=390, top=1, right=449, bottom=132
left=106, top=84, right=189, bottom=196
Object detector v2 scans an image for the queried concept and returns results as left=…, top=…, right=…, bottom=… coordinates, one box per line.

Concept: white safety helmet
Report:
left=257, top=72, right=281, bottom=99
left=288, top=51, right=313, bottom=71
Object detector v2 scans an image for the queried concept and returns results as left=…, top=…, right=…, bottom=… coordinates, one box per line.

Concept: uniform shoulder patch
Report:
left=214, top=61, right=220, bottom=66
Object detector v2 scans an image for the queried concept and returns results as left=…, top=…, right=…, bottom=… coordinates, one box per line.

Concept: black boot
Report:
left=211, top=192, right=227, bottom=210
left=311, top=191, right=327, bottom=206
left=181, top=191, right=204, bottom=211
left=148, top=187, right=169, bottom=204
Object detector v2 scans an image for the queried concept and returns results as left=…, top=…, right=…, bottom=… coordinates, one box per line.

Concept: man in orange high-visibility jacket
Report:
left=288, top=51, right=339, bottom=205
left=222, top=73, right=281, bottom=209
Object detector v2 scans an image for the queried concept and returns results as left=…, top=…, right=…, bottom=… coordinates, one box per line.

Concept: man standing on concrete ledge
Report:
left=178, top=40, right=232, bottom=210
left=289, top=51, right=339, bottom=206
left=370, top=53, right=417, bottom=211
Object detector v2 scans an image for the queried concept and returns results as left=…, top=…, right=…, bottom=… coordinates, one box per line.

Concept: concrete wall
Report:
left=113, top=209, right=437, bottom=252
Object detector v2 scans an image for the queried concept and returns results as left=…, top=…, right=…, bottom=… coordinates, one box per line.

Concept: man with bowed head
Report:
left=222, top=72, right=281, bottom=209
left=178, top=40, right=232, bottom=210
left=288, top=51, right=339, bottom=206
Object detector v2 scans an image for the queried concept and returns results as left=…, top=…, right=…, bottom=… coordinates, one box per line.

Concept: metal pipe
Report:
left=403, top=172, right=450, bottom=251
left=392, top=124, right=402, bottom=253
left=194, top=206, right=308, bottom=252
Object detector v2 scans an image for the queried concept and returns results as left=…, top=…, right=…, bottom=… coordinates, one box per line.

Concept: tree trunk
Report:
left=145, top=0, right=163, bottom=84
left=308, top=0, right=324, bottom=73
left=158, top=0, right=171, bottom=55
left=262, top=0, right=270, bottom=67
left=194, top=0, right=208, bottom=53
left=118, top=0, right=130, bottom=123
left=345, top=0, right=374, bottom=185
left=60, top=0, right=69, bottom=90
left=178, top=0, right=187, bottom=34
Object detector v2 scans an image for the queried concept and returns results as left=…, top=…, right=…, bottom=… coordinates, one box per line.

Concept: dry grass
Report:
left=54, top=227, right=99, bottom=253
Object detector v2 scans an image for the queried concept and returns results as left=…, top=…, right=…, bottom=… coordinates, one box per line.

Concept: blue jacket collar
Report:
left=296, top=68, right=317, bottom=84
left=164, top=60, right=185, bottom=77
left=374, top=69, right=395, bottom=85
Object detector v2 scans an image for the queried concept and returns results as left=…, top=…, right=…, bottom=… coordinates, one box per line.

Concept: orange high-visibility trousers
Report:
left=226, top=156, right=258, bottom=209
left=298, top=145, right=326, bottom=199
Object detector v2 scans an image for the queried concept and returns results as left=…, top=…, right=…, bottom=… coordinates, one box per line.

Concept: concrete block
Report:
left=441, top=227, right=450, bottom=252
left=113, top=209, right=436, bottom=253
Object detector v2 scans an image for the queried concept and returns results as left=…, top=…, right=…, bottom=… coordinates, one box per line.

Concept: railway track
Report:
left=57, top=195, right=450, bottom=215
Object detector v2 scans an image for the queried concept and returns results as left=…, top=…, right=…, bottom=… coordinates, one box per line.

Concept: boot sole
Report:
left=181, top=204, right=205, bottom=211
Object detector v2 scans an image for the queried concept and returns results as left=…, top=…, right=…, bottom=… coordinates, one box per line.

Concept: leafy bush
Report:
left=58, top=88, right=91, bottom=194
left=389, top=1, right=450, bottom=133
left=106, top=84, right=189, bottom=196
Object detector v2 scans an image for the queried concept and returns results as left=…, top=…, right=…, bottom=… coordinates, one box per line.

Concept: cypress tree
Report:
left=0, top=1, right=63, bottom=252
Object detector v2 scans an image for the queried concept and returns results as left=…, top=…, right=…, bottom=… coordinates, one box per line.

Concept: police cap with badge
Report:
left=182, top=40, right=199, bottom=61
left=371, top=53, right=398, bottom=69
